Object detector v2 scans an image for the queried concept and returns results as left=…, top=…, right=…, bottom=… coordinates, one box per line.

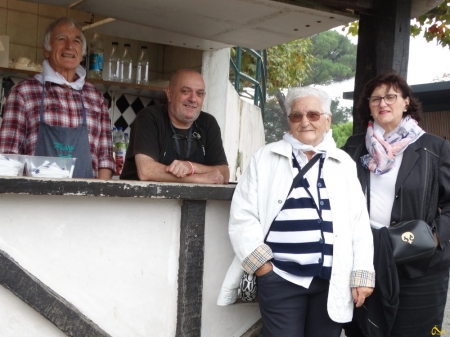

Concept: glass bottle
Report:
left=136, top=46, right=149, bottom=85
left=108, top=42, right=120, bottom=82
left=88, top=34, right=103, bottom=80
left=120, top=43, right=133, bottom=83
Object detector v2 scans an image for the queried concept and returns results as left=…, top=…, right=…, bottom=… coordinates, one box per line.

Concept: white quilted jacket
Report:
left=217, top=139, right=374, bottom=323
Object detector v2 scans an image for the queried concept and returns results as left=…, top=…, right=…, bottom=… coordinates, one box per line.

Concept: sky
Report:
left=318, top=28, right=450, bottom=108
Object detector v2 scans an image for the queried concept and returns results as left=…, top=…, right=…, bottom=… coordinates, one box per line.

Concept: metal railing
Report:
left=229, top=47, right=267, bottom=120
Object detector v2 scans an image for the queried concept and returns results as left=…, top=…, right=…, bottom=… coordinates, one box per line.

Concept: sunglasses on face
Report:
left=288, top=111, right=325, bottom=122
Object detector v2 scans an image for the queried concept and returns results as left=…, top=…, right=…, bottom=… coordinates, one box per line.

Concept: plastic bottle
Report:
left=108, top=42, right=120, bottom=82
left=88, top=34, right=103, bottom=80
left=124, top=132, right=130, bottom=148
left=114, top=127, right=127, bottom=176
left=120, top=44, right=133, bottom=83
left=136, top=46, right=149, bottom=85
left=111, top=127, right=117, bottom=157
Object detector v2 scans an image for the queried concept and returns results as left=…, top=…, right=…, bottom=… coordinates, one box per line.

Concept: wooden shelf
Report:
left=0, top=66, right=39, bottom=78
left=0, top=67, right=167, bottom=100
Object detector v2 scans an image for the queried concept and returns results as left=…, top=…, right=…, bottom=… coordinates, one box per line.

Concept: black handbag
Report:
left=388, top=220, right=436, bottom=265
left=237, top=154, right=322, bottom=302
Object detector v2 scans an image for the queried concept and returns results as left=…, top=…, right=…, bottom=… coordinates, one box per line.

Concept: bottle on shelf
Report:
left=136, top=46, right=149, bottom=85
left=88, top=34, right=104, bottom=80
left=120, top=43, right=133, bottom=83
left=124, top=132, right=130, bottom=148
left=111, top=127, right=117, bottom=156
left=114, top=127, right=127, bottom=176
left=108, top=42, right=120, bottom=82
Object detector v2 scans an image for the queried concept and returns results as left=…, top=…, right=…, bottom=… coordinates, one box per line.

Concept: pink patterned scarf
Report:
left=361, top=116, right=424, bottom=175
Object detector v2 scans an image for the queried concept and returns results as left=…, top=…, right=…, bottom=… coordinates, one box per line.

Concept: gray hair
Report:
left=285, top=87, right=332, bottom=117
left=43, top=17, right=87, bottom=56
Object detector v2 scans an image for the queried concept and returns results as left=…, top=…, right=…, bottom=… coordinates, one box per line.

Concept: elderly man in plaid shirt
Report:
left=0, top=17, right=115, bottom=179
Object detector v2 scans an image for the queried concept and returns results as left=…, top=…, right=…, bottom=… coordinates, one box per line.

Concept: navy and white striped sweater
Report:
left=265, top=154, right=334, bottom=280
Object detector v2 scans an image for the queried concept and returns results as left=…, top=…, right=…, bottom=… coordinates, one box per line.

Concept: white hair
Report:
left=285, top=87, right=332, bottom=117
left=43, top=17, right=87, bottom=56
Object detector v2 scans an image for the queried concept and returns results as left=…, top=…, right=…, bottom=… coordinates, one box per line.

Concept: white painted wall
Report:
left=0, top=285, right=66, bottom=337
left=202, top=49, right=265, bottom=183
left=0, top=194, right=181, bottom=337
left=202, top=200, right=261, bottom=337
left=0, top=193, right=261, bottom=337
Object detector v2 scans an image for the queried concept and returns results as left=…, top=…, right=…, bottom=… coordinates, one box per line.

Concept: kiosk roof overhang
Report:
left=24, top=0, right=441, bottom=50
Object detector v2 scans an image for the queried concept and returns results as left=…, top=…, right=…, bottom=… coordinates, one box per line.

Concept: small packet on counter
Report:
left=0, top=154, right=27, bottom=176
left=28, top=159, right=75, bottom=178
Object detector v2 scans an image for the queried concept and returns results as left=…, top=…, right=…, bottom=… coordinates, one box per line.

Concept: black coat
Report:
left=343, top=227, right=399, bottom=337
left=342, top=132, right=450, bottom=337
left=342, top=132, right=450, bottom=278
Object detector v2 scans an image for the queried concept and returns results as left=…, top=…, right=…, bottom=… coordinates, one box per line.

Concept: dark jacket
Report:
left=344, top=227, right=399, bottom=337
left=342, top=132, right=450, bottom=337
left=342, top=133, right=450, bottom=278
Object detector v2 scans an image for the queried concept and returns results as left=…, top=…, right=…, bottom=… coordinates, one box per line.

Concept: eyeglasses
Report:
left=368, top=94, right=398, bottom=106
left=288, top=111, right=325, bottom=122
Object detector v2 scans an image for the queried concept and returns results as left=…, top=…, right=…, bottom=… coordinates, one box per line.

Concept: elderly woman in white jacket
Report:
left=218, top=87, right=375, bottom=337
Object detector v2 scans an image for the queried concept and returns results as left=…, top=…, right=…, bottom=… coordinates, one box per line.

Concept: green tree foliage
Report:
left=230, top=39, right=313, bottom=98
left=344, top=0, right=450, bottom=47
left=331, top=122, right=354, bottom=148
left=265, top=39, right=314, bottom=95
left=264, top=98, right=288, bottom=143
left=303, top=31, right=357, bottom=86
left=330, top=98, right=353, bottom=125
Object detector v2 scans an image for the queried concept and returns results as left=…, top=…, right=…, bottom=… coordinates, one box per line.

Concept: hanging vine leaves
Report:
left=343, top=0, right=450, bottom=47
left=412, top=0, right=450, bottom=47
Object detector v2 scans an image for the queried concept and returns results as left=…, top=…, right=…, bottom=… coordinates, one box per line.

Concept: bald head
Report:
left=165, top=69, right=206, bottom=128
left=169, top=69, right=204, bottom=88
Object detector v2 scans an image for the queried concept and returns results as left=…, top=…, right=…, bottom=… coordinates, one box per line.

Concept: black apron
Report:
left=34, top=83, right=94, bottom=178
left=161, top=122, right=205, bottom=166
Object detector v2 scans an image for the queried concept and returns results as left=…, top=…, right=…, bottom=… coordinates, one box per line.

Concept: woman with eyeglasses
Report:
left=342, top=71, right=450, bottom=337
left=218, top=87, right=375, bottom=337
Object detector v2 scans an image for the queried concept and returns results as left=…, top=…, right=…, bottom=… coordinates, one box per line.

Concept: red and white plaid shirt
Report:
left=0, top=78, right=115, bottom=177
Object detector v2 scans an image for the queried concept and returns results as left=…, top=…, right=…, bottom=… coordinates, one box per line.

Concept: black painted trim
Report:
left=0, top=177, right=235, bottom=200
left=0, top=249, right=111, bottom=337
left=176, top=200, right=206, bottom=336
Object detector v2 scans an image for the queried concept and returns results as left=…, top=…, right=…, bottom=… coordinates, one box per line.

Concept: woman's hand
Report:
left=351, top=287, right=374, bottom=308
left=255, top=262, right=273, bottom=277
left=434, top=232, right=440, bottom=247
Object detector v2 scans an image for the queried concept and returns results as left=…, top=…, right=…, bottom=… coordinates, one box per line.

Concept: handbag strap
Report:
left=263, top=153, right=323, bottom=245
left=288, top=153, right=322, bottom=195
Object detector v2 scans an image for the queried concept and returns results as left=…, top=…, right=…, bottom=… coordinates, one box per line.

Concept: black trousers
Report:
left=257, top=271, right=342, bottom=337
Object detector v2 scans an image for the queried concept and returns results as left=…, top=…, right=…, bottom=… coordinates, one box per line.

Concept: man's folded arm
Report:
left=135, top=154, right=228, bottom=184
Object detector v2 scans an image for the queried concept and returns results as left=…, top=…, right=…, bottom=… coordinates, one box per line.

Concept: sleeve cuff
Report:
left=351, top=270, right=376, bottom=288
left=242, top=244, right=274, bottom=274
